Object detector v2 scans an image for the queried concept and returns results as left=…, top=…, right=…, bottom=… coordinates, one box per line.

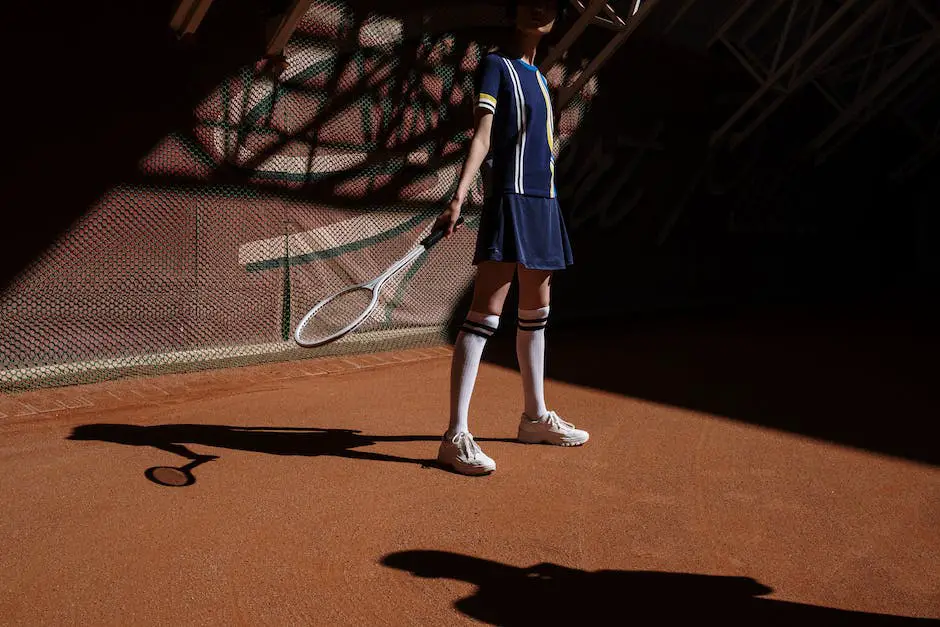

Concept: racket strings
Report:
left=296, top=288, right=376, bottom=345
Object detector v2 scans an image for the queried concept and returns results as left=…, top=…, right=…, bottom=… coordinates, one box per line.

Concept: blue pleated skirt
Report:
left=472, top=193, right=574, bottom=271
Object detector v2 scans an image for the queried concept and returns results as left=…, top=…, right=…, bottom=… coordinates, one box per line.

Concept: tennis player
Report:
left=433, top=0, right=589, bottom=475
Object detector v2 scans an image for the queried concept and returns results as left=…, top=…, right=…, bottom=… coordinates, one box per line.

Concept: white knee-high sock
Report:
left=448, top=311, right=500, bottom=437
left=517, top=306, right=550, bottom=419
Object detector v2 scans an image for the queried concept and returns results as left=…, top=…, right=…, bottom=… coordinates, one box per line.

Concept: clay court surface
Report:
left=1, top=313, right=939, bottom=625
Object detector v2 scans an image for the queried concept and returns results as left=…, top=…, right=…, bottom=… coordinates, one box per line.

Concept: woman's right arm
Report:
left=435, top=54, right=501, bottom=237
left=452, top=111, right=493, bottom=211
left=435, top=110, right=493, bottom=236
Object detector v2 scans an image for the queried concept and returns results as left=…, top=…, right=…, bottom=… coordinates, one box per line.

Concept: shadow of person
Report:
left=382, top=550, right=938, bottom=626
left=67, top=423, right=517, bottom=469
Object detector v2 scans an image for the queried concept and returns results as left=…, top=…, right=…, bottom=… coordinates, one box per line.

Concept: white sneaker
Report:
left=437, top=431, right=496, bottom=475
left=517, top=411, right=589, bottom=447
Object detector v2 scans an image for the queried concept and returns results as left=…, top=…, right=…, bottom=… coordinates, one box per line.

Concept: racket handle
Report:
left=421, top=216, right=464, bottom=249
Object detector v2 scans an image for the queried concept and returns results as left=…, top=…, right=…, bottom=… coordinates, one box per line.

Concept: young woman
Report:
left=433, top=0, right=589, bottom=475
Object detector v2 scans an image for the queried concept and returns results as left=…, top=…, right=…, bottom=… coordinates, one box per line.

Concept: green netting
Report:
left=0, top=1, right=594, bottom=393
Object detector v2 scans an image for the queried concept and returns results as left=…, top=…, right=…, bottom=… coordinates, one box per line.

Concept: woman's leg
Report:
left=439, top=261, right=516, bottom=475
left=515, top=264, right=589, bottom=446
left=447, top=261, right=515, bottom=438
left=515, top=265, right=552, bottom=420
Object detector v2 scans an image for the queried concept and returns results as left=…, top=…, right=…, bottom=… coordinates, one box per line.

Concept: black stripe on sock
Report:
left=517, top=322, right=547, bottom=331
left=518, top=316, right=549, bottom=324
left=464, top=319, right=497, bottom=334
left=461, top=326, right=494, bottom=339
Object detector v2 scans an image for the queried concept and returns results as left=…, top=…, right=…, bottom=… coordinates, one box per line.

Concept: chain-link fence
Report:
left=0, top=1, right=595, bottom=392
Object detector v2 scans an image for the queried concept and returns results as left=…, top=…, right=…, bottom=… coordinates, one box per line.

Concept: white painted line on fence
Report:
left=0, top=326, right=443, bottom=384
left=237, top=211, right=417, bottom=266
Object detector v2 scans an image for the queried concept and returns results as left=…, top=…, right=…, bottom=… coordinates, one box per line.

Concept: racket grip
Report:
left=422, top=216, right=464, bottom=249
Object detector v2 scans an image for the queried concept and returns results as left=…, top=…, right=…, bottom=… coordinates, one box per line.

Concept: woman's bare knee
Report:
left=470, top=261, right=516, bottom=316
left=517, top=265, right=552, bottom=310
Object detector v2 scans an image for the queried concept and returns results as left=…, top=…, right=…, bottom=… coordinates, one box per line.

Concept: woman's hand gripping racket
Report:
left=293, top=216, right=464, bottom=348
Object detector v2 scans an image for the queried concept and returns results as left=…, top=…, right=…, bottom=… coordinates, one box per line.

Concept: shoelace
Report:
left=544, top=411, right=575, bottom=431
left=453, top=432, right=482, bottom=460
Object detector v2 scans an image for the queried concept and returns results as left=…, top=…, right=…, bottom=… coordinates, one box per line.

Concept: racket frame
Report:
left=293, top=217, right=462, bottom=348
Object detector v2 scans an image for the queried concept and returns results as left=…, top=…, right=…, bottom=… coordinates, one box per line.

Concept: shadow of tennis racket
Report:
left=144, top=454, right=219, bottom=487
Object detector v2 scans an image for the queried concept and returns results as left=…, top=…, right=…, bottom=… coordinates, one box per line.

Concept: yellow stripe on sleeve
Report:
left=478, top=93, right=497, bottom=107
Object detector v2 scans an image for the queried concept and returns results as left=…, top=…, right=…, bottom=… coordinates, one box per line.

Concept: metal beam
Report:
left=720, top=38, right=766, bottom=85
left=711, top=0, right=876, bottom=147
left=892, top=56, right=940, bottom=119
left=540, top=0, right=611, bottom=70
left=787, top=0, right=822, bottom=88
left=812, top=23, right=940, bottom=158
left=730, top=1, right=888, bottom=149
left=701, top=0, right=939, bottom=182
left=854, top=0, right=894, bottom=99
left=565, top=0, right=639, bottom=31
left=770, top=0, right=801, bottom=73
left=266, top=0, right=314, bottom=57
left=813, top=41, right=940, bottom=162
left=602, top=3, right=626, bottom=28
left=907, top=0, right=939, bottom=26
left=739, top=0, right=790, bottom=49
left=557, top=0, right=662, bottom=108
left=663, top=0, right=699, bottom=35
left=169, top=0, right=215, bottom=36
left=169, top=0, right=198, bottom=32
left=708, top=0, right=759, bottom=48
left=816, top=32, right=924, bottom=80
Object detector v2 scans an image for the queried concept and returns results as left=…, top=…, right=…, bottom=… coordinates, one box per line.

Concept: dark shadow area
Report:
left=382, top=550, right=939, bottom=626
left=463, top=301, right=939, bottom=466
left=0, top=0, right=274, bottom=289
left=67, top=423, right=518, bottom=480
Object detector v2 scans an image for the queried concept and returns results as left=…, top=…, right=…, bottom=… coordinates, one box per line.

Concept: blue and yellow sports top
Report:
left=475, top=52, right=556, bottom=199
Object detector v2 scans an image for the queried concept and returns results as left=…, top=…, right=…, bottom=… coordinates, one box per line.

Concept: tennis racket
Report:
left=293, top=216, right=464, bottom=348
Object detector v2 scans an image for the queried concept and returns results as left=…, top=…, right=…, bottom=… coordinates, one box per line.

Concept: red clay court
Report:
left=2, top=312, right=938, bottom=625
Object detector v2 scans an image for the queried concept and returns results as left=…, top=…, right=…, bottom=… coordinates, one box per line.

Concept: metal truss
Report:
left=264, top=0, right=315, bottom=58
left=706, top=0, right=940, bottom=167
left=543, top=0, right=662, bottom=108
left=169, top=0, right=313, bottom=60
left=887, top=54, right=940, bottom=180
left=169, top=0, right=215, bottom=37
left=169, top=1, right=661, bottom=91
